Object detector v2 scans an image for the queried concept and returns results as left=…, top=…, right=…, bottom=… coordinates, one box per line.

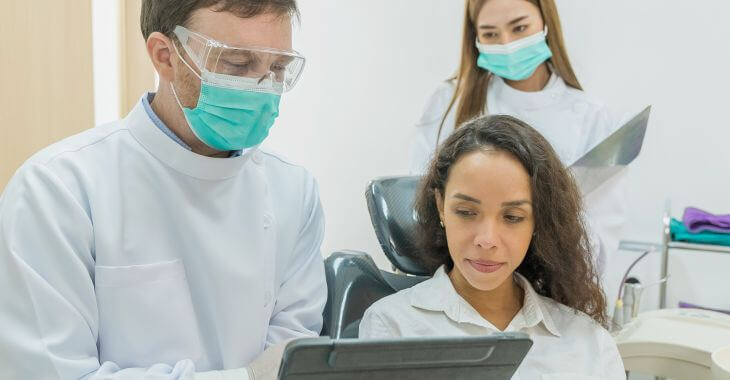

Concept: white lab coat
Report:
left=409, top=74, right=628, bottom=276
left=0, top=100, right=327, bottom=379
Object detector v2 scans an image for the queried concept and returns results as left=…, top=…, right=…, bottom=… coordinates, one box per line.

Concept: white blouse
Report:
left=359, top=266, right=626, bottom=379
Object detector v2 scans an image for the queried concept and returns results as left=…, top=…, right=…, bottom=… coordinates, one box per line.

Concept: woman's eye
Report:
left=504, top=215, right=525, bottom=224
left=482, top=32, right=498, bottom=39
left=514, top=25, right=528, bottom=33
left=455, top=209, right=476, bottom=217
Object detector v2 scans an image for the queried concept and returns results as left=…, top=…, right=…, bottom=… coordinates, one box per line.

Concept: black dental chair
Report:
left=321, top=176, right=430, bottom=338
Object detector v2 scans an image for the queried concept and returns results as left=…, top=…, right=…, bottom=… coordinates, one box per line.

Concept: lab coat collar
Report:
left=126, top=96, right=256, bottom=180
left=490, top=72, right=566, bottom=110
left=409, top=266, right=561, bottom=337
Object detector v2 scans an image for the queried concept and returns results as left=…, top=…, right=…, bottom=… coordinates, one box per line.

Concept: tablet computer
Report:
left=278, top=333, right=533, bottom=380
left=570, top=105, right=651, bottom=195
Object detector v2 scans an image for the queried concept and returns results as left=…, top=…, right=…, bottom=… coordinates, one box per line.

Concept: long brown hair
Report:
left=415, top=114, right=608, bottom=328
left=438, top=0, right=582, bottom=143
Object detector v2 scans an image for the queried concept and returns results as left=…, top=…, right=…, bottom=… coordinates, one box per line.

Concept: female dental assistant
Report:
left=409, top=0, right=627, bottom=275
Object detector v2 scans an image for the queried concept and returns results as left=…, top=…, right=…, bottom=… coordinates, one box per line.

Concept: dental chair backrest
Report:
left=321, top=176, right=430, bottom=338
left=321, top=250, right=426, bottom=339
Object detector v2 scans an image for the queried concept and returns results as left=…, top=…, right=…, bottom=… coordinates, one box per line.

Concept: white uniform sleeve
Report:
left=408, top=82, right=455, bottom=175
left=0, top=163, right=200, bottom=379
left=408, top=128, right=434, bottom=176
left=584, top=169, right=629, bottom=272
left=265, top=175, right=327, bottom=347
left=581, top=107, right=628, bottom=275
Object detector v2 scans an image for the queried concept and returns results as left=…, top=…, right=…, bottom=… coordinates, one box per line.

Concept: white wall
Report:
left=92, top=0, right=120, bottom=126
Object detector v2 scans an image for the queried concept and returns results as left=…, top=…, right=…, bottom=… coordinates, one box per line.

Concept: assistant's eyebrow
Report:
left=453, top=193, right=481, bottom=204
left=479, top=15, right=529, bottom=30
left=502, top=200, right=532, bottom=207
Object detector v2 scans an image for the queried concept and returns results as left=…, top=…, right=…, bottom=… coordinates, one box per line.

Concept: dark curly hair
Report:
left=414, top=114, right=608, bottom=327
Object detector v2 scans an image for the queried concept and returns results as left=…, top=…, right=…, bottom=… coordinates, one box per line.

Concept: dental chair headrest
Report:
left=365, top=176, right=430, bottom=276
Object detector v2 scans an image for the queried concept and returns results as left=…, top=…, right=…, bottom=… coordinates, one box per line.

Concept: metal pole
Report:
left=659, top=211, right=670, bottom=309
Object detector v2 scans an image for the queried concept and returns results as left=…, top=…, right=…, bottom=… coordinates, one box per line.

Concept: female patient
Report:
left=360, top=115, right=624, bottom=379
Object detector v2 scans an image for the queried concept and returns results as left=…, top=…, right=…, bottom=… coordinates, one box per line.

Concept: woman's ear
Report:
left=146, top=31, right=175, bottom=83
left=434, top=189, right=445, bottom=224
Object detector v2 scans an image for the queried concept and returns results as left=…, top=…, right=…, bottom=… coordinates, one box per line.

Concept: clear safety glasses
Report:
left=172, top=25, right=305, bottom=93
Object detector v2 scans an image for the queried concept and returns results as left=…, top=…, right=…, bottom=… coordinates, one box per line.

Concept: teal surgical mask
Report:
left=475, top=27, right=552, bottom=81
left=171, top=43, right=282, bottom=151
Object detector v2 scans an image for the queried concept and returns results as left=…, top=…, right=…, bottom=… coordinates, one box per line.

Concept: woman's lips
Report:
left=467, top=259, right=504, bottom=273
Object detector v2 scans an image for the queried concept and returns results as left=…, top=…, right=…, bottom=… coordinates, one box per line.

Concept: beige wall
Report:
left=0, top=0, right=95, bottom=190
left=120, top=0, right=156, bottom=116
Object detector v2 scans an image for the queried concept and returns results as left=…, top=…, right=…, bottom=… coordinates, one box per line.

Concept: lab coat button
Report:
left=263, top=214, right=272, bottom=229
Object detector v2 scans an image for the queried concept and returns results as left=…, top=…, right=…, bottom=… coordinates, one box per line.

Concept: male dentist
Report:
left=0, top=1, right=325, bottom=379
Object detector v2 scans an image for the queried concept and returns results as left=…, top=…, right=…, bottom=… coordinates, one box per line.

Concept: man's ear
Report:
left=146, top=32, right=175, bottom=82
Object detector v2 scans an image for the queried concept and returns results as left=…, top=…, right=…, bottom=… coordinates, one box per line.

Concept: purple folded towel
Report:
left=678, top=301, right=730, bottom=315
left=682, top=207, right=730, bottom=234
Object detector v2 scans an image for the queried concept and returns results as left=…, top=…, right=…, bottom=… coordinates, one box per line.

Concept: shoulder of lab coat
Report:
left=408, top=80, right=456, bottom=175
left=0, top=124, right=131, bottom=379
left=257, top=148, right=327, bottom=347
left=563, top=87, right=621, bottom=158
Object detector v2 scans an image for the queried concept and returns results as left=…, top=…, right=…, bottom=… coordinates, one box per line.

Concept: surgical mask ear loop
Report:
left=169, top=79, right=210, bottom=150
left=171, top=40, right=203, bottom=81
left=169, top=40, right=202, bottom=112
left=170, top=82, right=185, bottom=111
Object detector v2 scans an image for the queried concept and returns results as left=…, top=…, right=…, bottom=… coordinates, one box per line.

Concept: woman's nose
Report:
left=473, top=222, right=498, bottom=250
left=499, top=33, right=517, bottom=45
